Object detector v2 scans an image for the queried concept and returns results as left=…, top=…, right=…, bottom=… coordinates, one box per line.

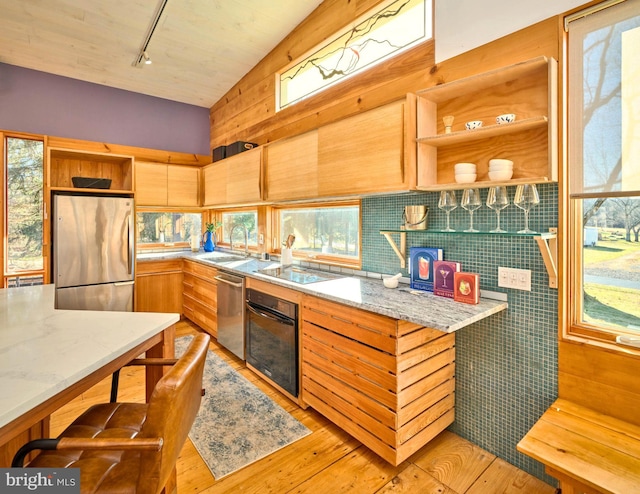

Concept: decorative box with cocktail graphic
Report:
left=409, top=247, right=443, bottom=292
left=433, top=260, right=461, bottom=298
left=453, top=272, right=480, bottom=304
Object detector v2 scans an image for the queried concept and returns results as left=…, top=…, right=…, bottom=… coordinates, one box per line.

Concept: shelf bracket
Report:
left=381, top=231, right=406, bottom=269
left=535, top=228, right=558, bottom=289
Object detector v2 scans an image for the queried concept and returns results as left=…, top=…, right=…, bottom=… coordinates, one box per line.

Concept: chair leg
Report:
left=110, top=370, right=120, bottom=403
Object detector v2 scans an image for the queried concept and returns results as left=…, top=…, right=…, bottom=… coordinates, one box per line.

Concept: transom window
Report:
left=277, top=0, right=432, bottom=110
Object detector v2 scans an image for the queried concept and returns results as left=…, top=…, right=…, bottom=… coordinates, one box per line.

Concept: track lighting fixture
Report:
left=133, top=0, right=169, bottom=67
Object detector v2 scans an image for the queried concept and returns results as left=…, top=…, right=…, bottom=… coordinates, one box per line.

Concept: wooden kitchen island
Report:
left=0, top=284, right=178, bottom=467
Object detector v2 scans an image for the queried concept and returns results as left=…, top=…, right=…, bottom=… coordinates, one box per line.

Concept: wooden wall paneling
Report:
left=558, top=340, right=640, bottom=426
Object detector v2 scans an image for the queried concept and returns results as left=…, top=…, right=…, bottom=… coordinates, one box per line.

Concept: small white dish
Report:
left=489, top=158, right=514, bottom=169
left=454, top=162, right=477, bottom=174
left=455, top=173, right=477, bottom=183
left=496, top=113, right=516, bottom=124
left=465, top=120, right=483, bottom=130
left=489, top=170, right=513, bottom=181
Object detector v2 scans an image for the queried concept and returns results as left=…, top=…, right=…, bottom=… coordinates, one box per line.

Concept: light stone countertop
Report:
left=0, top=284, right=179, bottom=431
left=138, top=250, right=508, bottom=333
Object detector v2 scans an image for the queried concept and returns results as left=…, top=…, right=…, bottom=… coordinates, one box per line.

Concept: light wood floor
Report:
left=50, top=320, right=556, bottom=494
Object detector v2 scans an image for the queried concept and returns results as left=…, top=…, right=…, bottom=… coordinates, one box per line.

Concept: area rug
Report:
left=175, top=336, right=311, bottom=479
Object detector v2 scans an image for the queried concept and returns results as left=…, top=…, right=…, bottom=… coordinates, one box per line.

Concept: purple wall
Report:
left=0, top=63, right=210, bottom=156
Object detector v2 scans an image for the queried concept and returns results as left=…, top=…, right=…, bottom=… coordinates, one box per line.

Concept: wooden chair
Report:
left=12, top=333, right=210, bottom=494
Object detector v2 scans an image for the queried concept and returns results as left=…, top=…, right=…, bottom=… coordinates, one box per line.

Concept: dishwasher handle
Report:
left=214, top=275, right=244, bottom=288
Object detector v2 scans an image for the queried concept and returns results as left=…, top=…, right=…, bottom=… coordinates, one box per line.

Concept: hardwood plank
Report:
left=293, top=447, right=407, bottom=494
left=466, top=457, right=557, bottom=494
left=412, top=430, right=495, bottom=493
left=376, top=463, right=456, bottom=494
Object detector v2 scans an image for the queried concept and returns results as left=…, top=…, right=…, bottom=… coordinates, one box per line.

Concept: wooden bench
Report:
left=517, top=398, right=640, bottom=494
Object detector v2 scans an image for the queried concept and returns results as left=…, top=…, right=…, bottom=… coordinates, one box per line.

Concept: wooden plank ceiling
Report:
left=0, top=0, right=323, bottom=108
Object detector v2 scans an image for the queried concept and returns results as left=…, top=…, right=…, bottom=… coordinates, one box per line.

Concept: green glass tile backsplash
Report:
left=362, top=183, right=558, bottom=484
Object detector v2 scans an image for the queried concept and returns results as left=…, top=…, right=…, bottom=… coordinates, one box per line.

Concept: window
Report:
left=567, top=0, right=640, bottom=343
left=220, top=210, right=258, bottom=248
left=4, top=135, right=45, bottom=287
left=136, top=211, right=201, bottom=247
left=275, top=202, right=360, bottom=265
left=277, top=0, right=432, bottom=110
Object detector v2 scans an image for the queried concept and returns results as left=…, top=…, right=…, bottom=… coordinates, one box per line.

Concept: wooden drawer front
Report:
left=182, top=273, right=216, bottom=309
left=301, top=296, right=455, bottom=466
left=183, top=293, right=217, bottom=337
left=136, top=259, right=182, bottom=275
left=183, top=260, right=218, bottom=280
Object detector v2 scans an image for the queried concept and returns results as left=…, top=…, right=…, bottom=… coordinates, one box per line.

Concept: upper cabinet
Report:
left=317, top=99, right=415, bottom=197
left=135, top=162, right=199, bottom=207
left=415, top=56, right=558, bottom=190
left=48, top=148, right=134, bottom=194
left=264, top=131, right=318, bottom=202
left=202, top=147, right=262, bottom=207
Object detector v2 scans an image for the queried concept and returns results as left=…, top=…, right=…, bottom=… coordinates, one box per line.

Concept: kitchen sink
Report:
left=197, top=252, right=246, bottom=262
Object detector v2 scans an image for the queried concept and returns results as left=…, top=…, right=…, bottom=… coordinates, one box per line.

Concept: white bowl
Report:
left=455, top=173, right=477, bottom=183
left=496, top=113, right=516, bottom=124
left=383, top=278, right=399, bottom=289
left=465, top=120, right=483, bottom=130
left=454, top=162, right=477, bottom=174
left=489, top=158, right=514, bottom=168
left=488, top=170, right=513, bottom=181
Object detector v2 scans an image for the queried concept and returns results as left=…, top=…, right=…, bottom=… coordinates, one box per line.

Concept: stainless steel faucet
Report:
left=229, top=224, right=249, bottom=257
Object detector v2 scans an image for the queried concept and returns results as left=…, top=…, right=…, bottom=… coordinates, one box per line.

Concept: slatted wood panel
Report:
left=182, top=261, right=218, bottom=337
left=301, top=294, right=455, bottom=465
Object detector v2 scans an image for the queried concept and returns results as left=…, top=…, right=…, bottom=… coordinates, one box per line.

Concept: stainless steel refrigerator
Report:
left=53, top=194, right=135, bottom=311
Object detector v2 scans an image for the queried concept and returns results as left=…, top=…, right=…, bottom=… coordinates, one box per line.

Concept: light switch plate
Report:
left=498, top=267, right=531, bottom=291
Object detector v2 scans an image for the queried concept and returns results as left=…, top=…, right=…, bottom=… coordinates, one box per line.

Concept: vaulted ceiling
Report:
left=0, top=0, right=323, bottom=108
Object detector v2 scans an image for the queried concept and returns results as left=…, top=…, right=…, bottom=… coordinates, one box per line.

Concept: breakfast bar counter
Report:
left=0, top=284, right=179, bottom=465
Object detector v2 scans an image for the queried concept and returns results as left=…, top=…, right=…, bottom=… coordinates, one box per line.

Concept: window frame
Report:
left=215, top=207, right=260, bottom=252
left=271, top=200, right=362, bottom=269
left=135, top=207, right=203, bottom=251
left=565, top=0, right=640, bottom=351
left=2, top=131, right=47, bottom=288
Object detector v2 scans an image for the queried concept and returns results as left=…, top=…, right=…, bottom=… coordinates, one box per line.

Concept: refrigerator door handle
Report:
left=114, top=281, right=135, bottom=287
left=127, top=213, right=134, bottom=275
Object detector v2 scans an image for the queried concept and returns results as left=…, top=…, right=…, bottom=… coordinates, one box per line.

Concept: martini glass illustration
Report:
left=440, top=267, right=451, bottom=288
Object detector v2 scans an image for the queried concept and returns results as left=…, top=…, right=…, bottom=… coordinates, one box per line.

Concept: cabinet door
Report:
left=136, top=162, right=168, bottom=206
left=167, top=165, right=199, bottom=206
left=265, top=131, right=318, bottom=201
left=317, top=101, right=408, bottom=197
left=203, top=161, right=227, bottom=206
left=226, top=147, right=263, bottom=205
left=135, top=260, right=183, bottom=313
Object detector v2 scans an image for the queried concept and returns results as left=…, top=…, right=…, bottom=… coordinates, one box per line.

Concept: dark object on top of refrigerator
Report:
left=52, top=194, right=135, bottom=311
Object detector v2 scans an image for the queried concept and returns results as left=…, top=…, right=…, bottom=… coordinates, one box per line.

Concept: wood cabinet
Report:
left=264, top=131, right=319, bottom=202
left=48, top=147, right=134, bottom=194
left=135, top=259, right=183, bottom=313
left=317, top=99, right=416, bottom=197
left=415, top=56, right=558, bottom=190
left=182, top=260, right=218, bottom=337
left=136, top=162, right=199, bottom=206
left=301, top=294, right=455, bottom=465
left=202, top=147, right=262, bottom=207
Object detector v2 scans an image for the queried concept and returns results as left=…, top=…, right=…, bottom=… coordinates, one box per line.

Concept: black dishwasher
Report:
left=245, top=288, right=298, bottom=397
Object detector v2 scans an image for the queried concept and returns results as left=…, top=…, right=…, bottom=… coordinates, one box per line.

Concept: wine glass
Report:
left=486, top=186, right=509, bottom=233
left=438, top=190, right=457, bottom=232
left=514, top=184, right=540, bottom=233
left=461, top=188, right=482, bottom=232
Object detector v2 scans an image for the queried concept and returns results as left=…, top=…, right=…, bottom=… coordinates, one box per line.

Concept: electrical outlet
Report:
left=498, top=267, right=531, bottom=291
left=259, top=233, right=264, bottom=245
